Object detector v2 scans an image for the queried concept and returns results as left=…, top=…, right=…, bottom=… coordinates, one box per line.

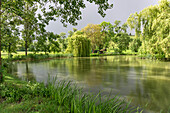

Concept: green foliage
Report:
left=110, top=33, right=131, bottom=54
left=39, top=0, right=113, bottom=26
left=0, top=75, right=141, bottom=113
left=20, top=2, right=39, bottom=56
left=0, top=67, right=6, bottom=83
left=1, top=2, right=20, bottom=57
left=35, top=32, right=61, bottom=54
left=114, top=20, right=122, bottom=33
left=129, top=38, right=142, bottom=52
left=117, top=33, right=130, bottom=53
left=81, top=24, right=103, bottom=51
left=127, top=0, right=170, bottom=59
left=100, top=21, right=115, bottom=48
left=59, top=32, right=68, bottom=52
left=106, top=20, right=131, bottom=54
left=66, top=32, right=91, bottom=57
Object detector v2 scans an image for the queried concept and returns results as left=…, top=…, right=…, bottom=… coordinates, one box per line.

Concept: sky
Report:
left=45, top=0, right=160, bottom=35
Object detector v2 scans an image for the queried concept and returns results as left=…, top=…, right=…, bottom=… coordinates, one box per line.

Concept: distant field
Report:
left=1, top=51, right=66, bottom=59
left=1, top=51, right=43, bottom=58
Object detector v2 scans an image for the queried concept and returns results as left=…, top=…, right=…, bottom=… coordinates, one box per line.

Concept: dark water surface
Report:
left=9, top=56, right=170, bottom=112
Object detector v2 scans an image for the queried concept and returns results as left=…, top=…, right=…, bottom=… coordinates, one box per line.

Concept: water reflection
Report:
left=11, top=62, right=36, bottom=81
left=25, top=62, right=36, bottom=81
left=10, top=56, right=170, bottom=112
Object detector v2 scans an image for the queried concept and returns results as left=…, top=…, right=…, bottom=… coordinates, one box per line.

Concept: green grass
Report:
left=0, top=74, right=142, bottom=113
left=1, top=51, right=67, bottom=59
left=90, top=50, right=137, bottom=57
left=2, top=52, right=73, bottom=62
left=2, top=50, right=137, bottom=61
left=2, top=51, right=34, bottom=59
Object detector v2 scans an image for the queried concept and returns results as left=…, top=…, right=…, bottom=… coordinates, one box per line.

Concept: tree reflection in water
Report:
left=10, top=56, right=170, bottom=112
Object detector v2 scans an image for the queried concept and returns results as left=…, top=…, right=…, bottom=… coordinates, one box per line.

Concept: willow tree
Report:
left=66, top=31, right=91, bottom=57
left=127, top=0, right=170, bottom=59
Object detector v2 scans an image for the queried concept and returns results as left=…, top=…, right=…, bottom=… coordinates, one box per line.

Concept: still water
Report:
left=9, top=56, right=170, bottom=112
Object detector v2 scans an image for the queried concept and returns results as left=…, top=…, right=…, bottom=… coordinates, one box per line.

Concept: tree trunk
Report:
left=25, top=40, right=28, bottom=56
left=8, top=43, right=11, bottom=59
left=0, top=0, right=2, bottom=82
left=25, top=3, right=28, bottom=56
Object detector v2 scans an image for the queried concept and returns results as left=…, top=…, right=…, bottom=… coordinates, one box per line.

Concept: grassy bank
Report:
left=90, top=50, right=137, bottom=57
left=138, top=54, right=170, bottom=61
left=2, top=50, right=138, bottom=62
left=2, top=53, right=73, bottom=62
left=0, top=73, right=142, bottom=113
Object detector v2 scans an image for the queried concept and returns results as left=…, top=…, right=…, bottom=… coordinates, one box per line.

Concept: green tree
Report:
left=109, top=21, right=130, bottom=53
left=121, top=23, right=128, bottom=33
left=68, top=28, right=78, bottom=37
left=21, top=1, right=38, bottom=56
left=113, top=20, right=121, bottom=33
left=129, top=38, right=142, bottom=52
left=100, top=21, right=114, bottom=48
left=36, top=33, right=50, bottom=54
left=81, top=24, right=103, bottom=52
left=127, top=12, right=141, bottom=38
left=1, top=14, right=20, bottom=58
left=36, top=32, right=60, bottom=54
left=66, top=31, right=91, bottom=57
left=48, top=32, right=61, bottom=54
left=114, top=33, right=131, bottom=53
left=59, top=32, right=66, bottom=52
left=127, top=0, right=170, bottom=58
left=29, top=41, right=39, bottom=54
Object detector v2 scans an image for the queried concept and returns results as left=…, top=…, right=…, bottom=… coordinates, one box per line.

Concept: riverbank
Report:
left=0, top=73, right=141, bottom=113
left=2, top=50, right=138, bottom=62
left=5, top=50, right=170, bottom=62
left=90, top=50, right=138, bottom=57
left=138, top=54, right=170, bottom=61
left=2, top=53, right=73, bottom=62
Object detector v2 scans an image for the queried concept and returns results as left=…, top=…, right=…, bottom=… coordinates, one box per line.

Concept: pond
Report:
left=9, top=56, right=170, bottom=112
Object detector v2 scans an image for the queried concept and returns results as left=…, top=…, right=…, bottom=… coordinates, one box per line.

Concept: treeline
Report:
left=2, top=0, right=169, bottom=59
left=2, top=20, right=132, bottom=57
left=66, top=21, right=132, bottom=57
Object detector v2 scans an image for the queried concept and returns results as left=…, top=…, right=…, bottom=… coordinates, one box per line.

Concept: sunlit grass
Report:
left=91, top=49, right=137, bottom=56
left=2, top=51, right=34, bottom=58
left=1, top=51, right=60, bottom=58
left=1, top=51, right=73, bottom=61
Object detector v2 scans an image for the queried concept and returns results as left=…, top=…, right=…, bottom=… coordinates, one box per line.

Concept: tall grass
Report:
left=0, top=74, right=142, bottom=113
